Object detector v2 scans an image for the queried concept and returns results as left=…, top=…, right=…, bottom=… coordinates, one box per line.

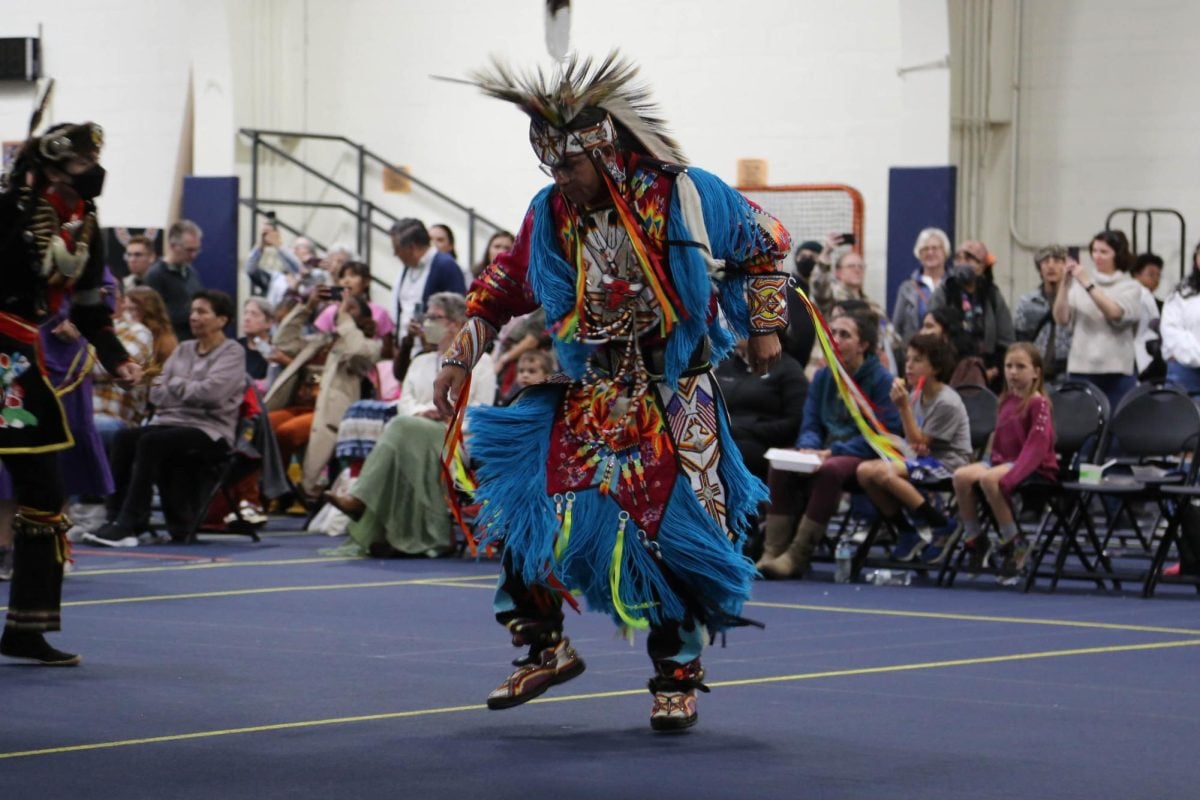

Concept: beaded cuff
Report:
left=442, top=316, right=496, bottom=371
left=747, top=273, right=790, bottom=334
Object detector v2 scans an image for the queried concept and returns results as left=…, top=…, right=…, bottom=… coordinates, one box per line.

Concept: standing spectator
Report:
left=783, top=241, right=821, bottom=367
left=145, top=219, right=204, bottom=341
left=1013, top=245, right=1072, bottom=379
left=930, top=239, right=1014, bottom=386
left=1053, top=230, right=1141, bottom=410
left=244, top=217, right=303, bottom=298
left=473, top=230, right=516, bottom=279
left=430, top=223, right=458, bottom=259
left=270, top=246, right=333, bottom=312
left=87, top=290, right=244, bottom=546
left=1160, top=242, right=1200, bottom=396
left=121, top=234, right=157, bottom=290
left=811, top=239, right=871, bottom=319
left=1132, top=253, right=1165, bottom=381
left=387, top=218, right=467, bottom=339
left=714, top=336, right=808, bottom=481
left=892, top=227, right=950, bottom=347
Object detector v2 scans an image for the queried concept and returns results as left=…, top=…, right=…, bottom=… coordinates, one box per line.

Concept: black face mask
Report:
left=794, top=255, right=816, bottom=280
left=71, top=164, right=106, bottom=200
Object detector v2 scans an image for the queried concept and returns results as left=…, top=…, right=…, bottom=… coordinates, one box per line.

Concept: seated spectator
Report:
left=313, top=260, right=396, bottom=353
left=952, top=342, right=1057, bottom=580
left=930, top=239, right=1014, bottom=387
left=1013, top=245, right=1072, bottom=380
left=1132, top=252, right=1165, bottom=382
left=856, top=333, right=971, bottom=563
left=757, top=311, right=902, bottom=579
left=892, top=227, right=949, bottom=347
left=472, top=230, right=516, bottom=279
left=919, top=307, right=987, bottom=387
left=500, top=348, right=556, bottom=406
left=240, top=297, right=274, bottom=384
left=93, top=278, right=155, bottom=450
left=245, top=217, right=303, bottom=297
left=265, top=284, right=383, bottom=499
left=145, top=219, right=204, bottom=341
left=324, top=292, right=496, bottom=556
left=493, top=308, right=549, bottom=399
left=87, top=290, right=244, bottom=545
left=715, top=336, right=808, bottom=481
left=1160, top=241, right=1200, bottom=396
left=124, top=285, right=178, bottom=373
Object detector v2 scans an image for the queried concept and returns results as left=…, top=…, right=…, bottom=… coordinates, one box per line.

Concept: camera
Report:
left=327, top=286, right=345, bottom=301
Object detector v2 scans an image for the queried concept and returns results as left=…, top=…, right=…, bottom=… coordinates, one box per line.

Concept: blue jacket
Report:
left=795, top=354, right=902, bottom=458
left=423, top=251, right=466, bottom=302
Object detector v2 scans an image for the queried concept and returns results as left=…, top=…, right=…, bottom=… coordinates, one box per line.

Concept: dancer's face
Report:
left=550, top=153, right=607, bottom=208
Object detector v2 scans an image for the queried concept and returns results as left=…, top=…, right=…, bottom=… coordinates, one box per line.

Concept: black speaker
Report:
left=0, top=38, right=40, bottom=82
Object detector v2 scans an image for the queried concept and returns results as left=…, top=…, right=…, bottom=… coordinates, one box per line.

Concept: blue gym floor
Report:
left=3, top=528, right=1198, bottom=799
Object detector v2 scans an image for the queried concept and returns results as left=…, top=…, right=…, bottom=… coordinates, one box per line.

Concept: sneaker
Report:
left=920, top=536, right=950, bottom=565
left=997, top=536, right=1030, bottom=582
left=964, top=535, right=991, bottom=574
left=0, top=631, right=81, bottom=666
left=892, top=530, right=926, bottom=561
left=486, top=638, right=586, bottom=710
left=238, top=501, right=269, bottom=526
left=82, top=531, right=139, bottom=548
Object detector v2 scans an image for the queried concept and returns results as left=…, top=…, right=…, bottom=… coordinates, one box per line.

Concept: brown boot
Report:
left=760, top=517, right=827, bottom=579
left=755, top=514, right=796, bottom=569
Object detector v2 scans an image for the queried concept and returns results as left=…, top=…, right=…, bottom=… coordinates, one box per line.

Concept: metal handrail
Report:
left=1105, top=207, right=1188, bottom=280
left=239, top=128, right=506, bottom=269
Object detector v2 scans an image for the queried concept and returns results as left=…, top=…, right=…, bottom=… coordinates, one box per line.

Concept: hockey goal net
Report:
left=737, top=184, right=865, bottom=256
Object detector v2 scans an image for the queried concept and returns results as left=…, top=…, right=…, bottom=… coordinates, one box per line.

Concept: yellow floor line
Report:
left=3, top=637, right=1196, bottom=761
left=747, top=600, right=1200, bottom=636
left=5, top=577, right=1195, bottom=637
left=72, top=556, right=361, bottom=576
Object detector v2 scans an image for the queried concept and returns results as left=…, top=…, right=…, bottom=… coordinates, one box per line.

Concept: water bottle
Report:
left=866, top=568, right=912, bottom=587
left=834, top=537, right=855, bottom=584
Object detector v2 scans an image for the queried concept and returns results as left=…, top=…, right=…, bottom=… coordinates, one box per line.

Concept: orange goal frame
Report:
left=735, top=183, right=865, bottom=256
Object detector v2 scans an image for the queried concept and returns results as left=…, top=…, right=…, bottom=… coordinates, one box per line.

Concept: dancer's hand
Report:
left=433, top=364, right=468, bottom=418
left=746, top=333, right=781, bottom=375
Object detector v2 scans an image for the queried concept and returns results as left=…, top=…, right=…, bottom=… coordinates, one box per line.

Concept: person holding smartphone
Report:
left=1052, top=230, right=1141, bottom=410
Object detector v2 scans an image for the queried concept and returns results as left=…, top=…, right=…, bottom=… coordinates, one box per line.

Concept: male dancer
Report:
left=434, top=53, right=791, bottom=730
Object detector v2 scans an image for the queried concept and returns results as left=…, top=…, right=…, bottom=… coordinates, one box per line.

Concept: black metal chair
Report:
left=1033, top=383, right=1200, bottom=592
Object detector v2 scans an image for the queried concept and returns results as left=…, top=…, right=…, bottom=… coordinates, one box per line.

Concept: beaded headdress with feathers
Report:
left=444, top=50, right=686, bottom=169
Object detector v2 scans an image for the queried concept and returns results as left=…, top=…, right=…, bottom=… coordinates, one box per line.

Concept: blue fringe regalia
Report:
left=463, top=160, right=791, bottom=634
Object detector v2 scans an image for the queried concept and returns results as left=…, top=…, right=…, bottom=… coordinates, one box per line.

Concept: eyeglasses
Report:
left=425, top=313, right=448, bottom=321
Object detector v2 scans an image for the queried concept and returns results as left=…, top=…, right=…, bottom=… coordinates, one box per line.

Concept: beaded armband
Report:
left=441, top=316, right=496, bottom=371
left=747, top=273, right=790, bottom=335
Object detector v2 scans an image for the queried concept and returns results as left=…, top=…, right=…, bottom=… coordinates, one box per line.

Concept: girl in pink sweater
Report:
left=952, top=343, right=1058, bottom=575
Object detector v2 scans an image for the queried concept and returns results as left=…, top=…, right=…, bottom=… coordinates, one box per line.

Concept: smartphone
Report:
left=838, top=232, right=856, bottom=246
left=327, top=286, right=345, bottom=300
left=1067, top=245, right=1081, bottom=261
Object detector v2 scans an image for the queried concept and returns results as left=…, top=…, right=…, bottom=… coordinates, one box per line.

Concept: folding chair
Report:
left=1034, top=383, right=1200, bottom=592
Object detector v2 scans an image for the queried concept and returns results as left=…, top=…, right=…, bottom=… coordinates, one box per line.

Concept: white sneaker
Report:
left=81, top=532, right=139, bottom=548
left=237, top=501, right=269, bottom=526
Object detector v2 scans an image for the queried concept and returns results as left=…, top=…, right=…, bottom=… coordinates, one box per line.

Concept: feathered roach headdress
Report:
left=2, top=79, right=104, bottom=194
left=442, top=50, right=686, bottom=181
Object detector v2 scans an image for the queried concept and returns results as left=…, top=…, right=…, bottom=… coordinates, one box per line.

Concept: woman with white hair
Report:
left=892, top=227, right=950, bottom=347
